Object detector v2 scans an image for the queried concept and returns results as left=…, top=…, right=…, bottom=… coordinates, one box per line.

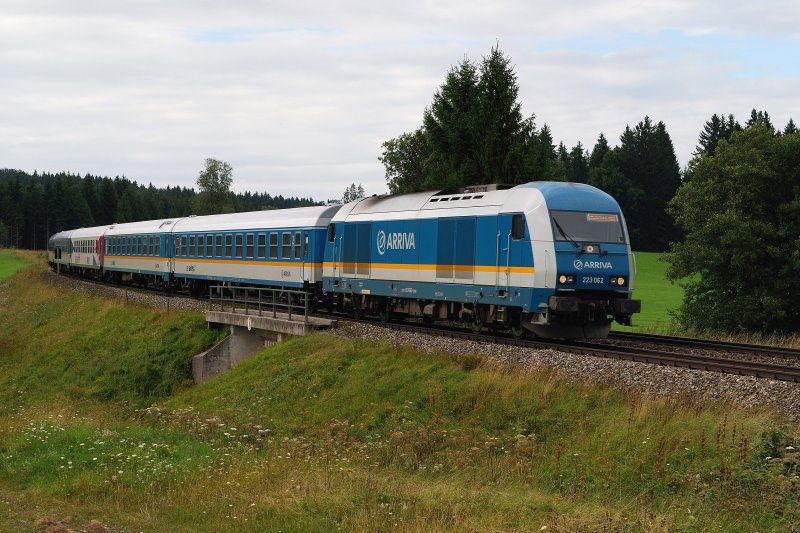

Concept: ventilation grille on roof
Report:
left=431, top=183, right=513, bottom=196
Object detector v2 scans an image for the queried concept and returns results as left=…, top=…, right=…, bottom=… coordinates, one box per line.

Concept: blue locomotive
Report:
left=322, top=182, right=640, bottom=338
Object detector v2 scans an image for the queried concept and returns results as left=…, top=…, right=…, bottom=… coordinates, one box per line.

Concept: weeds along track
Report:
left=328, top=316, right=800, bottom=384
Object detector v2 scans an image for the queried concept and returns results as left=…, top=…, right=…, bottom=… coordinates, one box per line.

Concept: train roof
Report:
left=48, top=230, right=75, bottom=241
left=70, top=225, right=113, bottom=239
left=105, top=218, right=184, bottom=237
left=334, top=182, right=622, bottom=222
left=171, top=205, right=342, bottom=233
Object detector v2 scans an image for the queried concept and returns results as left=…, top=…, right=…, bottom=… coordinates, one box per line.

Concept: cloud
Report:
left=0, top=0, right=798, bottom=201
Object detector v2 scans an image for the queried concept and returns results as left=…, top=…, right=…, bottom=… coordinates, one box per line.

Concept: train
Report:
left=48, top=181, right=640, bottom=339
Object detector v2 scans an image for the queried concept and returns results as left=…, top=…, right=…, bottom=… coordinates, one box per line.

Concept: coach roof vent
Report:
left=432, top=183, right=513, bottom=196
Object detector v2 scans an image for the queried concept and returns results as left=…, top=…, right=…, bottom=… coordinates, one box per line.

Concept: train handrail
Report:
left=207, top=285, right=309, bottom=325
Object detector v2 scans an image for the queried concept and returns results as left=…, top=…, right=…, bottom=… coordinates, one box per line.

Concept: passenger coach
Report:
left=167, top=206, right=341, bottom=295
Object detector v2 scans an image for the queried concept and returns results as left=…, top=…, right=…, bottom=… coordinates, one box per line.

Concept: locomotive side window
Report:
left=327, top=223, right=335, bottom=242
left=269, top=233, right=278, bottom=259
left=511, top=214, right=525, bottom=240
left=282, top=232, right=291, bottom=259
left=257, top=233, right=266, bottom=258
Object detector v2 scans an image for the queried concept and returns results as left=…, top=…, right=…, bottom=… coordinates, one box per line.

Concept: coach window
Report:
left=282, top=232, right=291, bottom=259
left=204, top=235, right=211, bottom=258
left=189, top=235, right=195, bottom=257
left=327, top=223, right=335, bottom=242
left=213, top=235, right=220, bottom=258
left=257, top=233, right=266, bottom=259
left=225, top=234, right=233, bottom=257
left=246, top=233, right=254, bottom=258
left=269, top=233, right=278, bottom=259
left=180, top=235, right=187, bottom=257
left=294, top=232, right=301, bottom=259
left=235, top=234, right=243, bottom=258
left=512, top=214, right=525, bottom=240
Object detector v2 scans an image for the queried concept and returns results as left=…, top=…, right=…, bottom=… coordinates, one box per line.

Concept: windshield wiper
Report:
left=552, top=217, right=580, bottom=249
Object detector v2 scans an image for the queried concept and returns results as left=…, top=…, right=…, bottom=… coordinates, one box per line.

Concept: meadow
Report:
left=618, top=251, right=683, bottom=332
left=0, top=252, right=797, bottom=531
left=0, top=250, right=29, bottom=281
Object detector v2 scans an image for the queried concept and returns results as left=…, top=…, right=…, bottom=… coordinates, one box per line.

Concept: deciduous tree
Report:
left=665, top=125, right=800, bottom=332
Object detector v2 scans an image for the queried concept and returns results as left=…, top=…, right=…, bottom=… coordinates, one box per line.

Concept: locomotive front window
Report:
left=550, top=210, right=625, bottom=244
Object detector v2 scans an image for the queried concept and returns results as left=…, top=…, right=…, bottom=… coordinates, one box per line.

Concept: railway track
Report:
left=345, top=318, right=800, bottom=383
left=607, top=330, right=800, bottom=359
left=49, top=270, right=800, bottom=383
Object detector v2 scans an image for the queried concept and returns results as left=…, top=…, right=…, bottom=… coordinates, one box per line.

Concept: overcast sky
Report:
left=2, top=1, right=798, bottom=201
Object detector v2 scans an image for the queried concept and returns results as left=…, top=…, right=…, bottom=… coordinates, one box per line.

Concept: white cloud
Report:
left=1, top=0, right=798, bottom=200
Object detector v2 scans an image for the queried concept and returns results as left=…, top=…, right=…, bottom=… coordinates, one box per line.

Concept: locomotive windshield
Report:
left=550, top=210, right=625, bottom=244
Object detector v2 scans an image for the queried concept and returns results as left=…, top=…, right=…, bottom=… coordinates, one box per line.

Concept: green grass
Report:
left=0, top=251, right=28, bottom=281
left=0, top=252, right=798, bottom=532
left=618, top=251, right=684, bottom=332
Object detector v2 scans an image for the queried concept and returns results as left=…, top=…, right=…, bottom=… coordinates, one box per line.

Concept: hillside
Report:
left=0, top=252, right=798, bottom=532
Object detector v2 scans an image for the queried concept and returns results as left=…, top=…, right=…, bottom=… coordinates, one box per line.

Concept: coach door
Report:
left=301, top=231, right=310, bottom=281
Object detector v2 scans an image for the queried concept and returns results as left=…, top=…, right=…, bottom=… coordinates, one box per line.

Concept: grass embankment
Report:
left=0, top=250, right=29, bottom=281
left=0, top=252, right=798, bottom=531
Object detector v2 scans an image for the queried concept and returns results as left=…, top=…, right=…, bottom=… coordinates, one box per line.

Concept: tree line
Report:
left=0, top=169, right=318, bottom=250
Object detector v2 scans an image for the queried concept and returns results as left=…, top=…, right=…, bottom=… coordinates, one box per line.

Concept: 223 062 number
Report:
left=582, top=276, right=604, bottom=284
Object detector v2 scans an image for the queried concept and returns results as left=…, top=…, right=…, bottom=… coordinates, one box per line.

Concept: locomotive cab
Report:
left=521, top=183, right=641, bottom=338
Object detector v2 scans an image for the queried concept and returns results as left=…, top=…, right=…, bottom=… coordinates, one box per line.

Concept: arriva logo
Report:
left=377, top=230, right=416, bottom=256
left=573, top=259, right=613, bottom=270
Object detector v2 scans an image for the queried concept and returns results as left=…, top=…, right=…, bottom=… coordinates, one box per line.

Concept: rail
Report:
left=208, top=285, right=309, bottom=324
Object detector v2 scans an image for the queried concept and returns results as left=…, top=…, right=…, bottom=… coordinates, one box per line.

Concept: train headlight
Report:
left=610, top=276, right=626, bottom=286
left=558, top=274, right=576, bottom=285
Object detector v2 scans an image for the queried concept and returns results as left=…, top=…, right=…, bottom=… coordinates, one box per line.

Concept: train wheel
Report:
left=470, top=305, right=483, bottom=334
left=351, top=295, right=364, bottom=320
left=510, top=312, right=527, bottom=340
left=378, top=302, right=392, bottom=323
